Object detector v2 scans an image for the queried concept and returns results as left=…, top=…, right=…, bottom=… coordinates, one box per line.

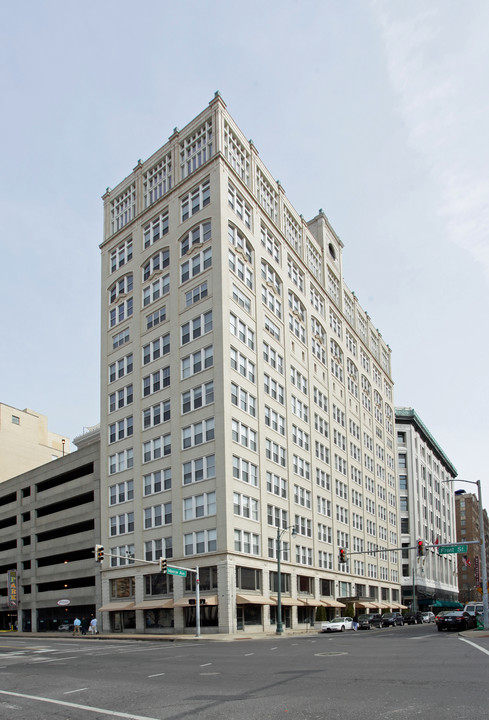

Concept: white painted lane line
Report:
left=31, top=656, right=77, bottom=664
left=200, top=662, right=212, bottom=667
left=244, top=653, right=254, bottom=656
left=148, top=673, right=165, bottom=678
left=270, top=647, right=278, bottom=651
left=64, top=688, right=88, bottom=695
left=0, top=690, right=162, bottom=720
left=459, top=637, right=489, bottom=656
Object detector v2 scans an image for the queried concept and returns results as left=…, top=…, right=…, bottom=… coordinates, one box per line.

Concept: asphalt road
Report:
left=0, top=623, right=488, bottom=720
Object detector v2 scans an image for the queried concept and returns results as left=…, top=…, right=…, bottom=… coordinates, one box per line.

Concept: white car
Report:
left=321, top=616, right=353, bottom=633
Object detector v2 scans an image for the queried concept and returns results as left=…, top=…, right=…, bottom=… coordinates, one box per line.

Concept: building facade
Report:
left=99, top=93, right=401, bottom=634
left=395, top=407, right=459, bottom=610
left=0, top=403, right=68, bottom=484
left=455, top=491, right=489, bottom=604
left=0, top=428, right=101, bottom=632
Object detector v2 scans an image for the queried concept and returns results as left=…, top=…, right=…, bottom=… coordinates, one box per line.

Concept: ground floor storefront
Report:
left=5, top=604, right=97, bottom=633
left=98, top=555, right=402, bottom=635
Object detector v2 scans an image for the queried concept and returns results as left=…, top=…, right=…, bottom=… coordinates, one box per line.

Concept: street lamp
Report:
left=276, top=525, right=296, bottom=634
left=445, top=478, right=489, bottom=631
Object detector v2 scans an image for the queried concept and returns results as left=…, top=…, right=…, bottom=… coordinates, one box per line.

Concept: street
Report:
left=0, top=624, right=488, bottom=720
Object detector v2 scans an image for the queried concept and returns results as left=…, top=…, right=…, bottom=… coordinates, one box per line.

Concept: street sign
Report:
left=167, top=566, right=187, bottom=577
left=438, top=544, right=468, bottom=555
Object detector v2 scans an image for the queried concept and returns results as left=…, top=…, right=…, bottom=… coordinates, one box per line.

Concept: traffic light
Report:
left=95, top=544, right=104, bottom=562
left=159, top=557, right=167, bottom=573
left=339, top=548, right=346, bottom=564
left=417, top=540, right=425, bottom=557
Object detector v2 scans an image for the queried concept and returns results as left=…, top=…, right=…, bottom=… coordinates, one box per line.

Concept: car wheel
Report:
left=340, top=626, right=345, bottom=632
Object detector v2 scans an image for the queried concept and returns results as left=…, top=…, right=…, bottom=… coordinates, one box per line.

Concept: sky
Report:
left=1, top=1, right=488, bottom=498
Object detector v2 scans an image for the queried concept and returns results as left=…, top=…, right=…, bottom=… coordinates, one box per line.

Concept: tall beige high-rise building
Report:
left=0, top=403, right=68, bottom=483
left=98, top=93, right=401, bottom=634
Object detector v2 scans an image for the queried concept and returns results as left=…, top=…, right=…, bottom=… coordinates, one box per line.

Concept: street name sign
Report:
left=438, top=544, right=468, bottom=555
left=167, top=566, right=187, bottom=577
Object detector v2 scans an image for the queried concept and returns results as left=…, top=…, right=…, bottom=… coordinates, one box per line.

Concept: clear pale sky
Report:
left=1, top=1, right=488, bottom=498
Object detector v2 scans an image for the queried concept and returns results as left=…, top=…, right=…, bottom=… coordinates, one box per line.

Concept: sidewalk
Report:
left=5, top=627, right=489, bottom=642
left=4, top=628, right=316, bottom=643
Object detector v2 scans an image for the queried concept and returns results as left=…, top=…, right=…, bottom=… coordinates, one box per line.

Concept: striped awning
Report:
left=236, top=594, right=274, bottom=605
left=298, top=598, right=323, bottom=607
left=356, top=601, right=377, bottom=609
left=270, top=596, right=303, bottom=606
left=321, top=599, right=346, bottom=608
left=98, top=602, right=135, bottom=612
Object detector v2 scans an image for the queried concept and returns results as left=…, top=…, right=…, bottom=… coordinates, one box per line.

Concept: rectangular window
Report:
left=181, top=311, right=213, bottom=345
left=184, top=528, right=217, bottom=555
left=181, top=345, right=214, bottom=379
left=142, top=334, right=170, bottom=365
left=182, top=455, right=216, bottom=485
left=181, top=178, right=211, bottom=219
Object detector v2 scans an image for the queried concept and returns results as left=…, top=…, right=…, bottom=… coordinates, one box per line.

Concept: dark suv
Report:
left=382, top=612, right=400, bottom=627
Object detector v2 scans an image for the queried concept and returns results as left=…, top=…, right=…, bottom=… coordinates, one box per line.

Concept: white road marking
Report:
left=0, top=690, right=162, bottom=720
left=459, top=637, right=489, bottom=656
left=148, top=673, right=165, bottom=678
left=200, top=662, right=212, bottom=667
left=244, top=653, right=254, bottom=656
left=31, top=655, right=78, bottom=664
left=63, top=688, right=88, bottom=695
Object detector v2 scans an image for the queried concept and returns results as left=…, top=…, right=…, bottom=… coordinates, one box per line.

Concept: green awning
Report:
left=419, top=600, right=463, bottom=609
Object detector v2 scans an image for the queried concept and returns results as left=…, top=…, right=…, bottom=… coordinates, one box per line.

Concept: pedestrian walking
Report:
left=89, top=617, right=98, bottom=634
left=73, top=617, right=82, bottom=636
left=81, top=617, right=89, bottom=635
left=353, top=614, right=359, bottom=632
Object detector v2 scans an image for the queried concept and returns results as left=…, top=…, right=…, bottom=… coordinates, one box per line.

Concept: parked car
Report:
left=435, top=612, right=449, bottom=624
left=367, top=614, right=384, bottom=628
left=382, top=612, right=400, bottom=627
left=321, top=616, right=353, bottom=633
left=421, top=612, right=435, bottom=623
left=57, top=622, right=73, bottom=632
left=403, top=612, right=423, bottom=625
left=357, top=614, right=372, bottom=630
left=393, top=613, right=405, bottom=626
left=437, top=611, right=476, bottom=632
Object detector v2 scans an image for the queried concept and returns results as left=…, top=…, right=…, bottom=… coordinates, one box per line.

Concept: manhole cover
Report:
left=314, top=651, right=348, bottom=657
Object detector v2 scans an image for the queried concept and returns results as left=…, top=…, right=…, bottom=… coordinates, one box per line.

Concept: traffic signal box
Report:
left=95, top=544, right=104, bottom=562
left=159, top=558, right=167, bottom=573
left=339, top=548, right=346, bottom=563
left=417, top=540, right=425, bottom=556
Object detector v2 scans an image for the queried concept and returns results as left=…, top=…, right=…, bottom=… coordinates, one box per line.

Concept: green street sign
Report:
left=167, top=566, right=187, bottom=577
left=438, top=544, right=468, bottom=555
